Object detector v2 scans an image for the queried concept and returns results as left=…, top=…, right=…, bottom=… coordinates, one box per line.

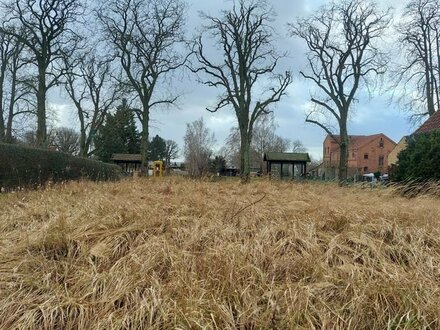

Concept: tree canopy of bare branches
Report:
left=290, top=0, right=391, bottom=182
left=224, top=113, right=294, bottom=170
left=165, top=139, right=179, bottom=171
left=0, top=0, right=83, bottom=146
left=0, top=27, right=32, bottom=143
left=193, top=0, right=292, bottom=183
left=63, top=52, right=120, bottom=157
left=184, top=117, right=215, bottom=178
left=53, top=127, right=80, bottom=155
left=393, top=0, right=440, bottom=120
left=97, top=0, right=187, bottom=175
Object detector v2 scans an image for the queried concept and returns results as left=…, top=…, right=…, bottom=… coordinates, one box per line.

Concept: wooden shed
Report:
left=111, top=153, right=142, bottom=173
left=264, top=152, right=311, bottom=179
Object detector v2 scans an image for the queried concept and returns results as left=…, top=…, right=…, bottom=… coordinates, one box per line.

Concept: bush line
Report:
left=0, top=143, right=120, bottom=191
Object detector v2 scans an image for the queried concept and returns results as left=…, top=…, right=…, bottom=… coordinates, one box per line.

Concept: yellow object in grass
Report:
left=153, top=160, right=163, bottom=177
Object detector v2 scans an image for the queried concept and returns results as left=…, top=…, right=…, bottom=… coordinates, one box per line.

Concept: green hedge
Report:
left=0, top=143, right=121, bottom=191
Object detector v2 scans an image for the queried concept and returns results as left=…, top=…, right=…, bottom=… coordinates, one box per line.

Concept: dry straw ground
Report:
left=1, top=177, right=440, bottom=329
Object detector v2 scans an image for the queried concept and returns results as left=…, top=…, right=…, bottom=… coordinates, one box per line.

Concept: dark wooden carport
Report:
left=111, top=153, right=142, bottom=173
left=264, top=152, right=311, bottom=179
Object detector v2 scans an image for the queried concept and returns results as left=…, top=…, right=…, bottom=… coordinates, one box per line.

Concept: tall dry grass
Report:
left=1, top=177, right=440, bottom=329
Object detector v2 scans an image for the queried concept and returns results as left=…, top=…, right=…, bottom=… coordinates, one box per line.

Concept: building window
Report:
left=352, top=152, right=355, bottom=158
left=364, top=153, right=369, bottom=160
left=379, top=156, right=384, bottom=166
left=363, top=167, right=368, bottom=172
left=379, top=138, right=384, bottom=148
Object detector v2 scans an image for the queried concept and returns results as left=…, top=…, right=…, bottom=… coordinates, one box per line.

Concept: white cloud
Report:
left=47, top=101, right=77, bottom=129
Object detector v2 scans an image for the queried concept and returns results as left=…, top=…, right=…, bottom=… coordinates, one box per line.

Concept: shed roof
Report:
left=264, top=152, right=311, bottom=162
left=414, top=110, right=440, bottom=134
left=111, top=153, right=142, bottom=162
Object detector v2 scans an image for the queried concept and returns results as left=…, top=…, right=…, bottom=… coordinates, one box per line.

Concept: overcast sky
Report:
left=51, top=0, right=412, bottom=160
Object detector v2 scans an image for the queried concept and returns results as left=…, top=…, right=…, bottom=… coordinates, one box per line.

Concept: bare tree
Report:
left=184, top=117, right=216, bottom=178
left=251, top=113, right=279, bottom=166
left=193, top=0, right=292, bottom=183
left=291, top=139, right=307, bottom=153
left=224, top=113, right=292, bottom=171
left=222, top=128, right=241, bottom=169
left=53, top=127, right=80, bottom=155
left=251, top=113, right=290, bottom=170
left=393, top=0, right=440, bottom=119
left=63, top=51, right=120, bottom=157
left=290, top=0, right=391, bottom=182
left=21, top=126, right=56, bottom=146
left=164, top=139, right=179, bottom=171
left=97, top=0, right=188, bottom=175
left=21, top=129, right=37, bottom=146
left=0, top=0, right=83, bottom=146
left=0, top=27, right=32, bottom=143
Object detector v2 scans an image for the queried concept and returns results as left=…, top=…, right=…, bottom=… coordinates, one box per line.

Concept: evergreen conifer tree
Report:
left=94, top=99, right=141, bottom=162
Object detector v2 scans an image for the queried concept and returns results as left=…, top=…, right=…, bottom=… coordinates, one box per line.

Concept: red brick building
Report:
left=323, top=134, right=396, bottom=179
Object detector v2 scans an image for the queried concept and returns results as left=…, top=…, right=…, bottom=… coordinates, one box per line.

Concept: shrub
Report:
left=0, top=143, right=121, bottom=191
left=394, top=131, right=440, bottom=182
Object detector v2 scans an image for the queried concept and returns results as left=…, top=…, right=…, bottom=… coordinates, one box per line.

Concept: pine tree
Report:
left=94, top=99, right=141, bottom=162
left=148, top=135, right=167, bottom=161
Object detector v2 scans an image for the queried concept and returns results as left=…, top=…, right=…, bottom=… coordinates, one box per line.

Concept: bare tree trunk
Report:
left=140, top=108, right=149, bottom=176
left=436, top=29, right=440, bottom=111
left=240, top=129, right=251, bottom=183
left=0, top=114, right=4, bottom=143
left=5, top=73, right=17, bottom=143
left=424, top=29, right=436, bottom=116
left=338, top=122, right=349, bottom=183
left=77, top=109, right=93, bottom=158
left=0, top=63, right=6, bottom=142
left=5, top=119, right=13, bottom=143
left=0, top=115, right=4, bottom=142
left=425, top=65, right=435, bottom=116
left=36, top=65, right=47, bottom=146
left=427, top=27, right=435, bottom=116
left=79, top=128, right=87, bottom=157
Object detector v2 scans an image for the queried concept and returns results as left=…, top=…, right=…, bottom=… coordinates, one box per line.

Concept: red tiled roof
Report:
left=414, top=111, right=440, bottom=134
left=326, top=134, right=388, bottom=149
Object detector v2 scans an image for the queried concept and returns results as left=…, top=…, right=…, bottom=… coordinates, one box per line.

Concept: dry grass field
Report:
left=1, top=177, right=440, bottom=329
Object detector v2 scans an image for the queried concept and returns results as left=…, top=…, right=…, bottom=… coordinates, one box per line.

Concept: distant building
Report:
left=111, top=153, right=142, bottom=173
left=388, top=136, right=408, bottom=167
left=221, top=167, right=239, bottom=177
left=111, top=155, right=185, bottom=173
left=389, top=110, right=440, bottom=168
left=323, top=134, right=396, bottom=180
